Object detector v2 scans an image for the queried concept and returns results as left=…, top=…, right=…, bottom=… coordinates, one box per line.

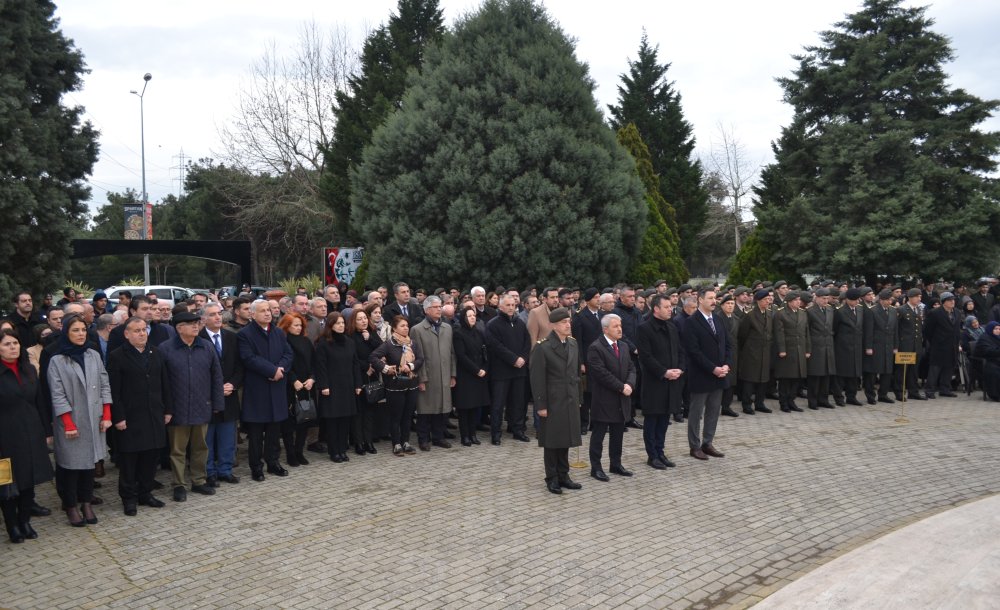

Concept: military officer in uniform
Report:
left=806, top=288, right=836, bottom=409
left=833, top=288, right=865, bottom=406
left=737, top=289, right=774, bottom=414
left=896, top=288, right=927, bottom=400
left=863, top=289, right=899, bottom=404
left=529, top=308, right=582, bottom=495
left=774, top=291, right=810, bottom=412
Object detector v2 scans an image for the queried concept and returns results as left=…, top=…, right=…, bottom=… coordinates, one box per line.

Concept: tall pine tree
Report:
left=609, top=32, right=708, bottom=264
left=319, top=0, right=444, bottom=243
left=0, top=1, right=98, bottom=302
left=351, top=0, right=646, bottom=289
left=754, top=0, right=1000, bottom=281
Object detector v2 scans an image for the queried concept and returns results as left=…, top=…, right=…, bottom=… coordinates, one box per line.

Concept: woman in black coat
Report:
left=277, top=313, right=316, bottom=466
left=368, top=315, right=423, bottom=456
left=0, top=329, right=54, bottom=542
left=315, top=312, right=361, bottom=463
left=348, top=309, right=383, bottom=456
left=452, top=307, right=489, bottom=446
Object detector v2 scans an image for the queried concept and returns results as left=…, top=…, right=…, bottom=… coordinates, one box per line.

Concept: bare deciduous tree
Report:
left=705, top=123, right=760, bottom=252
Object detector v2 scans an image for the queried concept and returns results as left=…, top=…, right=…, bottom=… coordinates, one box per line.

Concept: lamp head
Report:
left=143, top=73, right=152, bottom=82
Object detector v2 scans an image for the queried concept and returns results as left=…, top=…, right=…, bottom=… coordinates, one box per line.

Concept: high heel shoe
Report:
left=66, top=506, right=86, bottom=527
left=80, top=503, right=98, bottom=525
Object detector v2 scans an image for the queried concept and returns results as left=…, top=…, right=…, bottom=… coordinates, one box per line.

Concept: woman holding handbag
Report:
left=277, top=312, right=316, bottom=466
left=347, top=309, right=383, bottom=456
left=315, top=312, right=362, bottom=463
left=368, top=316, right=424, bottom=456
left=0, top=329, right=54, bottom=543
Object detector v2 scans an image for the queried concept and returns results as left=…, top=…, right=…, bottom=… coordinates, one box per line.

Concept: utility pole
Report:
left=171, top=148, right=189, bottom=198
left=131, top=72, right=152, bottom=286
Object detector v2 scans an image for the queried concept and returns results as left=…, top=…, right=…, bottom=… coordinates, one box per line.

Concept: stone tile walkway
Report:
left=2, top=394, right=998, bottom=609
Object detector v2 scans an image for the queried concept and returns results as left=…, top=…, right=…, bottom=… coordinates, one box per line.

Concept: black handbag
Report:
left=295, top=395, right=317, bottom=424
left=363, top=378, right=386, bottom=404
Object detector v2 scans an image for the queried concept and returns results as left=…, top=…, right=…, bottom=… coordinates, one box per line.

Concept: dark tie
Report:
left=612, top=341, right=619, bottom=358
left=707, top=315, right=716, bottom=334
left=402, top=305, right=408, bottom=317
left=213, top=333, right=222, bottom=357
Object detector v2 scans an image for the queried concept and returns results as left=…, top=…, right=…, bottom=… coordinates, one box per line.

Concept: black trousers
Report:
left=864, top=372, right=893, bottom=399
left=778, top=378, right=803, bottom=407
left=581, top=390, right=592, bottom=430
left=807, top=375, right=831, bottom=407
left=1, top=486, right=35, bottom=529
left=55, top=466, right=95, bottom=508
left=894, top=362, right=920, bottom=397
left=490, top=377, right=527, bottom=438
left=352, top=397, right=377, bottom=446
left=741, top=380, right=768, bottom=409
left=721, top=386, right=735, bottom=410
left=325, top=416, right=351, bottom=456
left=280, top=417, right=310, bottom=461
left=416, top=413, right=446, bottom=443
left=387, top=390, right=417, bottom=445
left=837, top=376, right=860, bottom=400
left=244, top=421, right=281, bottom=473
left=117, top=448, right=160, bottom=504
left=543, top=448, right=569, bottom=484
left=589, top=421, right=625, bottom=470
left=457, top=408, right=480, bottom=440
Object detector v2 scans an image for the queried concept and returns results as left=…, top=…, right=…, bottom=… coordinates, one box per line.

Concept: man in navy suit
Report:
left=585, top=313, right=636, bottom=481
left=680, top=287, right=732, bottom=461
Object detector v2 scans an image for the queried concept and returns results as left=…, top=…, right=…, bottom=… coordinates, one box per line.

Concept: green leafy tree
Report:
left=0, top=1, right=98, bottom=302
left=319, top=0, right=445, bottom=242
left=726, top=228, right=803, bottom=288
left=754, top=0, right=1000, bottom=282
left=616, top=123, right=688, bottom=285
left=608, top=32, right=708, bottom=263
left=351, top=0, right=646, bottom=289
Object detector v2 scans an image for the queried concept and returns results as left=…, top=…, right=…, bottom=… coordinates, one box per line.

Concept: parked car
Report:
left=104, top=285, right=194, bottom=308
left=216, top=285, right=272, bottom=299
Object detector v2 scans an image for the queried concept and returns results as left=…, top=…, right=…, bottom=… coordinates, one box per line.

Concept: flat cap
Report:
left=734, top=286, right=751, bottom=297
left=907, top=288, right=922, bottom=298
left=172, top=311, right=200, bottom=325
left=845, top=288, right=862, bottom=301
left=548, top=307, right=571, bottom=323
left=879, top=288, right=893, bottom=300
left=940, top=291, right=956, bottom=302
left=582, top=287, right=599, bottom=302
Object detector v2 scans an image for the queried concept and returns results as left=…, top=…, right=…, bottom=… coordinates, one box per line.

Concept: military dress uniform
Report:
left=806, top=291, right=836, bottom=409
left=895, top=293, right=926, bottom=400
left=773, top=296, right=811, bottom=412
left=862, top=293, right=899, bottom=403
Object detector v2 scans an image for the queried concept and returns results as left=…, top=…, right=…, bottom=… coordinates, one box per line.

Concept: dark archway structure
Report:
left=71, top=240, right=253, bottom=285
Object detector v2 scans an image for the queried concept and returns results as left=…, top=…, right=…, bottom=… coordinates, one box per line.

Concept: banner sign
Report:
left=324, top=247, right=364, bottom=287
left=124, top=204, right=144, bottom=240
left=145, top=202, right=153, bottom=240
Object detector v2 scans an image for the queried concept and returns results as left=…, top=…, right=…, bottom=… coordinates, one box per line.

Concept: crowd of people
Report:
left=1, top=274, right=995, bottom=540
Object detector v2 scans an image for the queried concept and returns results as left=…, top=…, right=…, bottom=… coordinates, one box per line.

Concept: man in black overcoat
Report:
left=635, top=294, right=685, bottom=469
left=862, top=289, right=899, bottom=404
left=923, top=291, right=962, bottom=398
left=833, top=288, right=865, bottom=406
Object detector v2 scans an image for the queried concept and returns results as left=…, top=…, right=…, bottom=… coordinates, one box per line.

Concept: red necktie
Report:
left=612, top=342, right=619, bottom=358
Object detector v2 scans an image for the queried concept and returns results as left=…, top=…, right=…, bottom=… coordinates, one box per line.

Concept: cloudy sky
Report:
left=55, top=0, right=1000, bottom=214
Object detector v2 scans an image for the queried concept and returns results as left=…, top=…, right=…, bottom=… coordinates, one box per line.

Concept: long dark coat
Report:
left=485, top=312, right=530, bottom=381
left=314, top=337, right=361, bottom=418
left=923, top=306, right=961, bottom=368
left=834, top=305, right=865, bottom=377
left=529, top=332, right=581, bottom=449
left=286, top=333, right=317, bottom=410
left=682, top=311, right=732, bottom=393
left=737, top=306, right=773, bottom=383
left=774, top=307, right=811, bottom=379
left=719, top=313, right=739, bottom=386
left=636, top=317, right=685, bottom=416
left=237, top=322, right=293, bottom=423
left=200, top=327, right=244, bottom=422
left=0, top=363, right=53, bottom=491
left=863, top=305, right=899, bottom=375
left=452, top=324, right=490, bottom=410
left=107, top=345, right=168, bottom=453
left=350, top=329, right=383, bottom=396
left=571, top=307, right=605, bottom=367
left=806, top=305, right=836, bottom=376
left=896, top=303, right=925, bottom=356
left=586, top=337, right=636, bottom=423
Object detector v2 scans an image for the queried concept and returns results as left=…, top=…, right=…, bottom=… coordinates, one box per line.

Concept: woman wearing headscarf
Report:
left=47, top=314, right=112, bottom=527
left=0, top=329, right=54, bottom=542
left=452, top=306, right=490, bottom=446
left=973, top=321, right=1000, bottom=401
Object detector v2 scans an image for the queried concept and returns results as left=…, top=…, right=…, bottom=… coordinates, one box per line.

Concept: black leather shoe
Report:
left=512, top=433, right=530, bottom=442
left=139, top=495, right=165, bottom=508
left=470, top=436, right=481, bottom=445
left=365, top=444, right=377, bottom=455
left=912, top=393, right=928, bottom=400
left=173, top=486, right=187, bottom=502
left=461, top=437, right=472, bottom=447
left=30, top=501, right=51, bottom=517
left=626, top=418, right=644, bottom=429
left=191, top=484, right=216, bottom=496
left=218, top=474, right=240, bottom=484
left=610, top=465, right=633, bottom=477
left=647, top=458, right=667, bottom=470
left=251, top=472, right=266, bottom=482
left=940, top=391, right=958, bottom=398
left=878, top=396, right=895, bottom=404
left=432, top=439, right=452, bottom=449
left=6, top=525, right=25, bottom=544
left=720, top=407, right=740, bottom=417
left=559, top=478, right=582, bottom=490
left=756, top=405, right=773, bottom=414
left=672, top=413, right=685, bottom=423
left=206, top=475, right=219, bottom=488
left=591, top=469, right=610, bottom=482
left=789, top=404, right=803, bottom=412
left=658, top=454, right=676, bottom=468
left=340, top=453, right=350, bottom=462
left=20, top=522, right=38, bottom=539
left=742, top=407, right=755, bottom=415
left=818, top=402, right=835, bottom=409
left=307, top=441, right=328, bottom=453
left=151, top=479, right=164, bottom=490
left=297, top=453, right=311, bottom=464
left=846, top=397, right=863, bottom=406
left=491, top=439, right=501, bottom=446
left=124, top=503, right=137, bottom=516
left=780, top=406, right=791, bottom=413
left=330, top=454, right=343, bottom=463
left=443, top=430, right=456, bottom=439
left=834, top=398, right=846, bottom=406
left=418, top=442, right=431, bottom=452
left=266, top=464, right=289, bottom=476
left=925, top=392, right=936, bottom=399
left=808, top=404, right=819, bottom=410
left=547, top=481, right=563, bottom=494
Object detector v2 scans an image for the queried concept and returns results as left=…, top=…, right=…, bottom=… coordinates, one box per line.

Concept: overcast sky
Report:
left=55, top=0, right=1000, bottom=214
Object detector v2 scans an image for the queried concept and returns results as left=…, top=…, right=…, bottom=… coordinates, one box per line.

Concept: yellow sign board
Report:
left=895, top=352, right=917, bottom=365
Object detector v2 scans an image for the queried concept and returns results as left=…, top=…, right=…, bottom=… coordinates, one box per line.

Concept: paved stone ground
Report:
left=2, top=393, right=999, bottom=609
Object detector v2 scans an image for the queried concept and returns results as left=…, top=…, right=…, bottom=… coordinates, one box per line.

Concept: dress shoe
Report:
left=297, top=453, right=311, bottom=464
left=218, top=474, right=240, bottom=484
left=742, top=407, right=755, bottom=415
left=491, top=439, right=501, bottom=446
left=402, top=443, right=416, bottom=454
left=925, top=392, right=936, bottom=399
left=780, top=405, right=791, bottom=413
left=151, top=479, right=164, bottom=490
left=912, top=393, right=928, bottom=400
left=173, top=487, right=187, bottom=502
left=512, top=433, right=530, bottom=442
left=392, top=444, right=404, bottom=456
left=721, top=407, right=740, bottom=417
left=355, top=445, right=366, bottom=456
left=940, top=391, right=958, bottom=398
left=846, top=397, right=863, bottom=406
left=690, top=448, right=709, bottom=460
left=626, top=418, right=644, bottom=429
left=878, top=396, right=895, bottom=404
left=251, top=472, right=266, bottom=482
left=330, top=454, right=344, bottom=463
left=789, top=404, right=803, bottom=412
left=443, top=430, right=456, bottom=439
left=340, top=453, right=350, bottom=462
left=609, top=465, right=633, bottom=477
left=461, top=437, right=473, bottom=447
left=834, top=398, right=846, bottom=406
left=19, top=521, right=38, bottom=539
left=432, top=439, right=452, bottom=449
left=80, top=503, right=98, bottom=524
left=124, top=503, right=137, bottom=517
left=546, top=481, right=563, bottom=495
left=756, top=405, right=773, bottom=414
left=286, top=456, right=300, bottom=467
left=766, top=392, right=780, bottom=400
left=672, top=413, right=685, bottom=423
left=307, top=441, right=328, bottom=453
left=702, top=444, right=725, bottom=458
left=191, top=484, right=216, bottom=496
left=365, top=444, right=377, bottom=455
left=559, top=478, right=582, bottom=490
left=590, top=469, right=610, bottom=482
left=808, top=404, right=819, bottom=410
left=30, top=501, right=51, bottom=517
left=206, top=475, right=220, bottom=488
left=266, top=464, right=289, bottom=476
left=470, top=436, right=481, bottom=445
left=6, top=524, right=25, bottom=543
left=139, top=495, right=165, bottom=508
left=818, top=402, right=835, bottom=409
left=658, top=454, right=676, bottom=468
left=419, top=442, right=431, bottom=452
left=66, top=506, right=86, bottom=527
left=866, top=397, right=877, bottom=405
left=647, top=457, right=667, bottom=470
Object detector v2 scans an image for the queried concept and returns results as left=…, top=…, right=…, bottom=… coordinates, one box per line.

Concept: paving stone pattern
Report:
left=1, top=394, right=999, bottom=609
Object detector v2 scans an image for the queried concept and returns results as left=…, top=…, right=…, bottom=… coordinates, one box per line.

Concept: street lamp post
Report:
left=131, top=72, right=152, bottom=286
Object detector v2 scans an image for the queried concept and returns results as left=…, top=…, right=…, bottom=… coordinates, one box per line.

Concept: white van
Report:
left=104, top=285, right=194, bottom=308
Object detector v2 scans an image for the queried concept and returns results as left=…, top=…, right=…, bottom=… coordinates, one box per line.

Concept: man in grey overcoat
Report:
left=411, top=296, right=457, bottom=451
